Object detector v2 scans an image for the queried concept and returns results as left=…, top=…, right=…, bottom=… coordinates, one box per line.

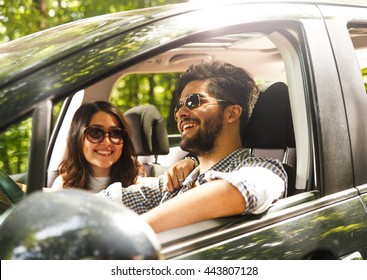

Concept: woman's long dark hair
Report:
left=59, top=101, right=140, bottom=190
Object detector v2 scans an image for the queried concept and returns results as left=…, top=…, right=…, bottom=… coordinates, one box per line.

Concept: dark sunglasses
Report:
left=174, top=93, right=231, bottom=121
left=84, top=126, right=126, bottom=145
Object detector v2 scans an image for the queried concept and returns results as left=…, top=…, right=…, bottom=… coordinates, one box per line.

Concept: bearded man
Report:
left=101, top=60, right=286, bottom=233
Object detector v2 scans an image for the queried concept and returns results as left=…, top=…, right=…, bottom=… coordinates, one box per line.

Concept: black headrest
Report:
left=244, top=81, right=295, bottom=149
left=124, top=104, right=169, bottom=156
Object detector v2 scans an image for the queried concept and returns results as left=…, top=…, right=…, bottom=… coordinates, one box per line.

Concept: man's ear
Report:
left=226, top=105, right=242, bottom=123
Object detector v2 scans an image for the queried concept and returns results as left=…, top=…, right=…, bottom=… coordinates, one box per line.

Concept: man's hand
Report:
left=163, top=157, right=196, bottom=192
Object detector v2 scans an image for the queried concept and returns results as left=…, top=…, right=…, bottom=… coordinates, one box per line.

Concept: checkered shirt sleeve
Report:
left=120, top=179, right=165, bottom=215
left=203, top=152, right=287, bottom=214
left=99, top=148, right=287, bottom=215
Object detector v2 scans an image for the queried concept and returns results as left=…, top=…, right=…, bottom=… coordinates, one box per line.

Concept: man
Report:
left=101, top=60, right=286, bottom=233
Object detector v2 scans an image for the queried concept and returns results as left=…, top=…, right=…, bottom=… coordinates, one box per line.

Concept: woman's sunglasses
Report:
left=174, top=93, right=231, bottom=121
left=84, top=126, right=126, bottom=145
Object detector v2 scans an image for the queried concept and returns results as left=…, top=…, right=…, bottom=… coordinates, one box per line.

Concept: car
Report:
left=0, top=0, right=367, bottom=260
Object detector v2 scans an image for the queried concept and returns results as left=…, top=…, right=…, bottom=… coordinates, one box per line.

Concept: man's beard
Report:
left=179, top=112, right=224, bottom=156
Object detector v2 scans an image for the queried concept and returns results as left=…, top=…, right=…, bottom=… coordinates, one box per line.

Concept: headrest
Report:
left=124, top=104, right=169, bottom=156
left=244, top=81, right=295, bottom=149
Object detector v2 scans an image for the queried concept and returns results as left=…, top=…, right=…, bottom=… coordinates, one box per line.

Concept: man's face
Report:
left=176, top=81, right=224, bottom=155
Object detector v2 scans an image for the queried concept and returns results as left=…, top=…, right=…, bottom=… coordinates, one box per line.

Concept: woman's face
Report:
left=83, top=111, right=124, bottom=177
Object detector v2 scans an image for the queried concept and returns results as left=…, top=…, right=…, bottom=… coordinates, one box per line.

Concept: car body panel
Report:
left=319, top=5, right=367, bottom=187
left=173, top=198, right=367, bottom=260
left=162, top=189, right=367, bottom=259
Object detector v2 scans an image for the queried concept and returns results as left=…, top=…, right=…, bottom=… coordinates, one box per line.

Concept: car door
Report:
left=162, top=189, right=367, bottom=259
left=158, top=2, right=367, bottom=260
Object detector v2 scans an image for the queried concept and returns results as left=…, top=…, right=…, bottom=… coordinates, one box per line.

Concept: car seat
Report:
left=124, top=104, right=170, bottom=177
left=244, top=81, right=296, bottom=196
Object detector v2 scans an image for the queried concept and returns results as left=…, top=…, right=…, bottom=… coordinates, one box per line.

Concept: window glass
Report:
left=0, top=118, right=31, bottom=177
left=0, top=100, right=63, bottom=179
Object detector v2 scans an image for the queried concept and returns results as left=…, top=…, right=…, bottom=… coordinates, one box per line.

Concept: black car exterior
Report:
left=0, top=0, right=367, bottom=260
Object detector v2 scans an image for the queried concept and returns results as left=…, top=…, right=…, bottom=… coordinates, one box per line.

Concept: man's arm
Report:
left=142, top=179, right=245, bottom=232
left=142, top=165, right=285, bottom=232
left=96, top=179, right=164, bottom=214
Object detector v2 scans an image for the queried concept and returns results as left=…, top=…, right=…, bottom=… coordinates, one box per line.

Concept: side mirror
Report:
left=0, top=190, right=161, bottom=260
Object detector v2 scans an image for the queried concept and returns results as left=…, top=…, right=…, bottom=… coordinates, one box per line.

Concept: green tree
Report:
left=0, top=118, right=31, bottom=174
left=0, top=0, right=187, bottom=42
left=110, top=72, right=181, bottom=134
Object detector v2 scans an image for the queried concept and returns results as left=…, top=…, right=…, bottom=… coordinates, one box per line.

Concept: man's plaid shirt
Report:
left=118, top=148, right=287, bottom=215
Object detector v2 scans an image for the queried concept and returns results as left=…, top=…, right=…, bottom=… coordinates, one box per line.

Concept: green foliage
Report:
left=0, top=0, right=187, bottom=42
left=0, top=118, right=31, bottom=174
left=362, top=68, right=367, bottom=93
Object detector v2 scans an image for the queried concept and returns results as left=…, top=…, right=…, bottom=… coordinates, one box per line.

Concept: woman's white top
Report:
left=50, top=175, right=109, bottom=193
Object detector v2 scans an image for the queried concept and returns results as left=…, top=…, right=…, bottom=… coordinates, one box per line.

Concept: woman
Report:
left=51, top=101, right=195, bottom=193
left=51, top=101, right=141, bottom=192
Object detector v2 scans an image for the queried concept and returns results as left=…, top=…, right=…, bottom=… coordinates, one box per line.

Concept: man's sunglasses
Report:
left=84, top=126, right=126, bottom=145
left=174, top=93, right=231, bottom=121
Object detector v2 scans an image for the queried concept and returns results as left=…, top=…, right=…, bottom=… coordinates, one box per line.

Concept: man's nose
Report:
left=175, top=105, right=190, bottom=122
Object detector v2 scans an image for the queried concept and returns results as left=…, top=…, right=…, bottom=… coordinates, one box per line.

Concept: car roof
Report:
left=1, top=0, right=365, bottom=84
left=191, top=0, right=367, bottom=7
left=1, top=0, right=366, bottom=83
